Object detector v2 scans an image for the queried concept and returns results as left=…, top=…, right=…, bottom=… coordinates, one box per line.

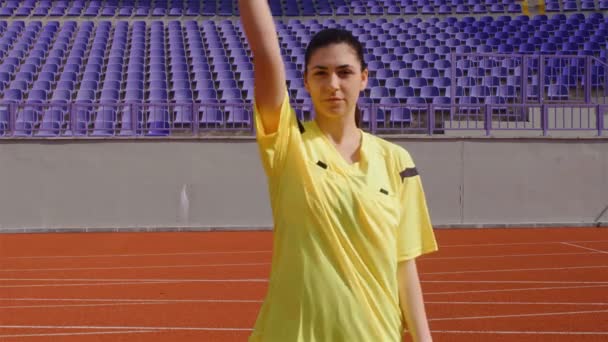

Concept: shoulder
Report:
left=366, top=133, right=419, bottom=182
left=366, top=133, right=415, bottom=167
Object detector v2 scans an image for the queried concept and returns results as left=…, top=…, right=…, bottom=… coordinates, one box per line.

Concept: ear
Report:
left=360, top=68, right=369, bottom=91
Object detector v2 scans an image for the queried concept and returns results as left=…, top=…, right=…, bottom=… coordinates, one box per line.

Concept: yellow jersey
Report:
left=249, top=94, right=438, bottom=342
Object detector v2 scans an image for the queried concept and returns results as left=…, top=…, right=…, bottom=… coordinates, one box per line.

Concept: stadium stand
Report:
left=0, top=1, right=606, bottom=136
left=0, top=0, right=525, bottom=17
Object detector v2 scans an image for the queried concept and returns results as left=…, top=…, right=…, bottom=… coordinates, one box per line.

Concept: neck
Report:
left=314, top=112, right=360, bottom=145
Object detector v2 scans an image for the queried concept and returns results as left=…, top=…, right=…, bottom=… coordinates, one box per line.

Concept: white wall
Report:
left=1, top=137, right=607, bottom=232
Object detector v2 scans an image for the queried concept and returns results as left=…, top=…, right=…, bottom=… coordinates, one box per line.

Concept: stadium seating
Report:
left=0, top=1, right=606, bottom=136
left=0, top=0, right=530, bottom=17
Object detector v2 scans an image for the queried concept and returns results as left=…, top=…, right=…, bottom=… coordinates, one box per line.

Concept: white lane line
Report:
left=2, top=325, right=608, bottom=336
left=0, top=281, right=177, bottom=289
left=2, top=275, right=607, bottom=290
left=433, top=330, right=608, bottom=335
left=426, top=284, right=608, bottom=295
left=0, top=298, right=263, bottom=303
left=428, top=251, right=599, bottom=260
left=3, top=239, right=608, bottom=260
left=0, top=302, right=175, bottom=309
left=11, top=281, right=604, bottom=292
left=0, top=325, right=253, bottom=332
left=422, top=280, right=608, bottom=284
left=2, top=278, right=608, bottom=285
left=431, top=309, right=608, bottom=321
left=2, top=263, right=605, bottom=275
left=0, top=299, right=261, bottom=309
left=0, top=330, right=159, bottom=338
left=0, top=278, right=268, bottom=283
left=1, top=298, right=606, bottom=306
left=426, top=301, right=608, bottom=306
left=0, top=278, right=269, bottom=289
left=438, top=240, right=608, bottom=248
left=0, top=251, right=598, bottom=263
left=2, top=250, right=272, bottom=260
left=561, top=242, right=608, bottom=254
left=0, top=262, right=271, bottom=272
left=423, top=265, right=608, bottom=275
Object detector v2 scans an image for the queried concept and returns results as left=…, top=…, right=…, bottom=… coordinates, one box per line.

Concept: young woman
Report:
left=240, top=1, right=438, bottom=341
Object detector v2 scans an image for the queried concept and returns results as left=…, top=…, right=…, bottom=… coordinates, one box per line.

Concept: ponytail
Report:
left=354, top=105, right=361, bottom=128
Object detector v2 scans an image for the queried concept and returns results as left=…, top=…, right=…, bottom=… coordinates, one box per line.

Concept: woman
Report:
left=240, top=1, right=438, bottom=341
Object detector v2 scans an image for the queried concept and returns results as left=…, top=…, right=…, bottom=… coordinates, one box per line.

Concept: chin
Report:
left=318, top=109, right=347, bottom=120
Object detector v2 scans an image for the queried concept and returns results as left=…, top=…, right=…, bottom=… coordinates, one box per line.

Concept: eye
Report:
left=314, top=71, right=327, bottom=76
left=338, top=70, right=354, bottom=76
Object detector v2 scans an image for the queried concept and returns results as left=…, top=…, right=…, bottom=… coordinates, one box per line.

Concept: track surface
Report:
left=0, top=228, right=607, bottom=341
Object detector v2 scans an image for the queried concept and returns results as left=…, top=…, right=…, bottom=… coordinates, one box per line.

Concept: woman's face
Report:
left=304, top=43, right=368, bottom=121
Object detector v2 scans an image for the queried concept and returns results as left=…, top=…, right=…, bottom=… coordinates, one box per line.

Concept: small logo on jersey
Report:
left=380, top=188, right=389, bottom=195
left=316, top=161, right=328, bottom=169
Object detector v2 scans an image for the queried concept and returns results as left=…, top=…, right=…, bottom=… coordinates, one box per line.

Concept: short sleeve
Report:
left=395, top=157, right=438, bottom=262
left=254, top=91, right=300, bottom=177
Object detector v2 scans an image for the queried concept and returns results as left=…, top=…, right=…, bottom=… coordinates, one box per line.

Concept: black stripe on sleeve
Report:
left=297, top=119, right=305, bottom=134
left=400, top=167, right=418, bottom=181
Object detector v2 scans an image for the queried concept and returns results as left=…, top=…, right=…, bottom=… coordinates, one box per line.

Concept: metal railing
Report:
left=1, top=101, right=606, bottom=138
left=0, top=101, right=254, bottom=138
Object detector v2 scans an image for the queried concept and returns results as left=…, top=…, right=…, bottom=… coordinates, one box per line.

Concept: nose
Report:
left=328, top=72, right=340, bottom=91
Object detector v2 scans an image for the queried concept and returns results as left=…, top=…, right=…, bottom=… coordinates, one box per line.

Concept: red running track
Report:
left=0, top=227, right=607, bottom=341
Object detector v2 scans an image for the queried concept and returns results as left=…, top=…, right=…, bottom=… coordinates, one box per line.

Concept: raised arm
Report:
left=239, top=0, right=286, bottom=134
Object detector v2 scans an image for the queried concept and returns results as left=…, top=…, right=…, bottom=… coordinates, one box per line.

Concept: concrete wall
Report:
left=1, top=137, right=607, bottom=232
left=398, top=138, right=608, bottom=226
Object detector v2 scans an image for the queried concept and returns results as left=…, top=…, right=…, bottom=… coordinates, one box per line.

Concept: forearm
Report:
left=398, top=259, right=432, bottom=342
left=238, top=0, right=285, bottom=124
left=239, top=0, right=281, bottom=58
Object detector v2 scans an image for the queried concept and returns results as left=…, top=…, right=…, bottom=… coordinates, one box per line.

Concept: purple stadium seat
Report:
left=225, top=102, right=252, bottom=125
left=36, top=108, right=66, bottom=137
left=4, top=89, right=23, bottom=102
left=471, top=85, right=492, bottom=100
left=487, top=96, right=508, bottom=114
left=220, top=88, right=243, bottom=101
left=410, top=77, right=429, bottom=90
left=91, top=107, right=117, bottom=136
left=13, top=107, right=39, bottom=136
left=28, top=89, right=48, bottom=102
left=395, top=86, right=415, bottom=101
left=422, top=68, right=440, bottom=79
left=434, top=76, right=452, bottom=89
left=432, top=96, right=451, bottom=111
left=547, top=84, right=569, bottom=100
left=564, top=1, right=578, bottom=11
left=385, top=78, right=405, bottom=89
left=199, top=102, right=224, bottom=126
left=497, top=85, right=517, bottom=101
left=397, top=69, right=416, bottom=80
left=421, top=86, right=440, bottom=101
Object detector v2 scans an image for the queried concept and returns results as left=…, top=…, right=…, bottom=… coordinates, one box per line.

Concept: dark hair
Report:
left=304, top=29, right=367, bottom=127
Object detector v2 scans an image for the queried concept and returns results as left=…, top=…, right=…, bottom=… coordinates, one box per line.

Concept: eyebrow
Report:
left=311, top=64, right=353, bottom=70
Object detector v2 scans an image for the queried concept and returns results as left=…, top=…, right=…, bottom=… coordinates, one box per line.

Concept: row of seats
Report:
left=1, top=14, right=605, bottom=105
left=0, top=0, right=533, bottom=17
left=545, top=0, right=608, bottom=12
